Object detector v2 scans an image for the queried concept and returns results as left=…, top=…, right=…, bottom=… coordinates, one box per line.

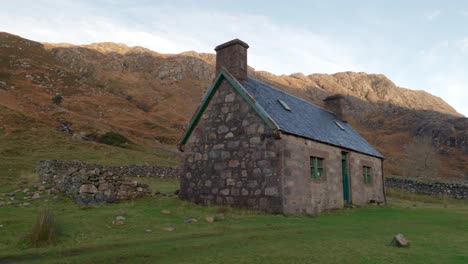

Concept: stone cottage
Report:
left=177, top=39, right=385, bottom=214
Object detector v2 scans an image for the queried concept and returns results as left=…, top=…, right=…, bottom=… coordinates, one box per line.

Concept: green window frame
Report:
left=310, top=156, right=324, bottom=180
left=363, top=166, right=372, bottom=184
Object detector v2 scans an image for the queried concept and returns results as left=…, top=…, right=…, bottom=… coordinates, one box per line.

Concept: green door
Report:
left=342, top=152, right=350, bottom=205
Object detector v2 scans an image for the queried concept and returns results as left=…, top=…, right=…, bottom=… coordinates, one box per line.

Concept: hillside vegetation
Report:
left=0, top=32, right=466, bottom=179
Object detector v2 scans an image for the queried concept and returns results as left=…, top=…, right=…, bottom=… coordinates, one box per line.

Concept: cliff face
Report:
left=0, top=32, right=466, bottom=178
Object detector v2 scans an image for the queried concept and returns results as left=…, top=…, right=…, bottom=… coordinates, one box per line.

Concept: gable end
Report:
left=177, top=69, right=280, bottom=151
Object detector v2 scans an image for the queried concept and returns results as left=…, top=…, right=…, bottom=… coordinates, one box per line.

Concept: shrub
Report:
left=98, top=131, right=132, bottom=147
left=52, top=95, right=63, bottom=105
left=126, top=95, right=133, bottom=101
left=24, top=207, right=57, bottom=247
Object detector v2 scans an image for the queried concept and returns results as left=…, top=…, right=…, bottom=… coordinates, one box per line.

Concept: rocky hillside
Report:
left=0, top=32, right=466, bottom=179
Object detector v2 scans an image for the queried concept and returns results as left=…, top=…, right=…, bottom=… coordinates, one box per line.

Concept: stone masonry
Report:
left=385, top=177, right=468, bottom=199
left=179, top=39, right=385, bottom=215
left=279, top=134, right=384, bottom=215
left=179, top=80, right=283, bottom=212
left=37, top=160, right=153, bottom=204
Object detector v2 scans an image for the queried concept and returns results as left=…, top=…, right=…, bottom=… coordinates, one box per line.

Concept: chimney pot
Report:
left=214, top=39, right=249, bottom=81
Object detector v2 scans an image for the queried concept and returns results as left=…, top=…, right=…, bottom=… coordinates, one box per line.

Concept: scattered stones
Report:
left=391, top=233, right=410, bottom=248
left=113, top=220, right=125, bottom=225
left=116, top=216, right=126, bottom=221
left=161, top=209, right=171, bottom=215
left=161, top=226, right=176, bottom=232
left=214, top=214, right=225, bottom=222
left=112, top=216, right=126, bottom=225
left=184, top=218, right=198, bottom=223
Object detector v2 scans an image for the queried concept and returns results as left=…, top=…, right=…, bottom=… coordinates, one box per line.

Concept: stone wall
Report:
left=279, top=134, right=385, bottom=215
left=38, top=160, right=181, bottom=179
left=180, top=80, right=283, bottom=212
left=37, top=160, right=180, bottom=204
left=385, top=177, right=468, bottom=199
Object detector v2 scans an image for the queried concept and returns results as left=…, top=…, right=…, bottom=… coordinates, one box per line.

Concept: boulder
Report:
left=391, top=233, right=410, bottom=247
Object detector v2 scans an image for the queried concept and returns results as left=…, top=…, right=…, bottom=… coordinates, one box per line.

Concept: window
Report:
left=277, top=99, right=291, bottom=111
left=363, top=166, right=372, bottom=184
left=310, top=156, right=324, bottom=179
left=334, top=120, right=345, bottom=130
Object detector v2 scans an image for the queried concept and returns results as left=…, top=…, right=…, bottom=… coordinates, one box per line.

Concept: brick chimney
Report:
left=214, top=39, right=249, bottom=81
left=323, top=94, right=348, bottom=122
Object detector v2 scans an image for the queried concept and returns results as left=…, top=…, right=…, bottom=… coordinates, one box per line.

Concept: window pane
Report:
left=317, top=158, right=323, bottom=168
left=310, top=156, right=323, bottom=179
left=317, top=168, right=324, bottom=178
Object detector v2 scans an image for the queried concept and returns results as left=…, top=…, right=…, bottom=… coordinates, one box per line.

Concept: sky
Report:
left=1, top=0, right=467, bottom=116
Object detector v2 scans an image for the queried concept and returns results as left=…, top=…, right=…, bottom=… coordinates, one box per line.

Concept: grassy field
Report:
left=1, top=130, right=468, bottom=263
left=1, top=180, right=467, bottom=263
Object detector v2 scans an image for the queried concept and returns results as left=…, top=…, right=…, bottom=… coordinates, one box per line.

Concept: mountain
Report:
left=0, top=32, right=466, bottom=179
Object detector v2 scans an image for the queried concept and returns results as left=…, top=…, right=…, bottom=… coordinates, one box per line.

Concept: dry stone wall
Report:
left=385, top=177, right=468, bottom=199
left=37, top=160, right=180, bottom=204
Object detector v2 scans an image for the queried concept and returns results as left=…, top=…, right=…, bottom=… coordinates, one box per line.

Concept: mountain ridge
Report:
left=0, top=32, right=466, bottom=178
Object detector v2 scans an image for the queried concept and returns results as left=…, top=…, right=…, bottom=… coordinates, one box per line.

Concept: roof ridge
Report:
left=246, top=77, right=339, bottom=118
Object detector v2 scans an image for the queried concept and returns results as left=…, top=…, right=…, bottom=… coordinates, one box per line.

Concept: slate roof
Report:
left=241, top=77, right=384, bottom=159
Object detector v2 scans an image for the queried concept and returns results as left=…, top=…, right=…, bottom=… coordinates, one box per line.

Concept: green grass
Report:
left=0, top=179, right=467, bottom=263
left=0, top=129, right=178, bottom=192
left=0, top=129, right=467, bottom=263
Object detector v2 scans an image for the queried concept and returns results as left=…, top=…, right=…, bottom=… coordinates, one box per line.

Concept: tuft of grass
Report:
left=23, top=207, right=58, bottom=248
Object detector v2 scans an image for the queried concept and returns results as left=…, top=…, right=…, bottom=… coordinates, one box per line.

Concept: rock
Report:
left=22, top=202, right=30, bottom=206
left=79, top=184, right=98, bottom=194
left=31, top=193, right=40, bottom=200
left=22, top=188, right=29, bottom=193
left=391, top=233, right=410, bottom=247
left=161, top=209, right=171, bottom=215
left=5, top=192, right=15, bottom=197
left=0, top=224, right=3, bottom=228
left=38, top=185, right=46, bottom=191
left=161, top=226, right=176, bottom=232
left=184, top=218, right=198, bottom=223
left=145, top=229, right=152, bottom=233
left=116, top=216, right=126, bottom=221
left=0, top=201, right=5, bottom=207
left=112, top=220, right=125, bottom=225
left=214, top=214, right=225, bottom=221
left=205, top=216, right=215, bottom=223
